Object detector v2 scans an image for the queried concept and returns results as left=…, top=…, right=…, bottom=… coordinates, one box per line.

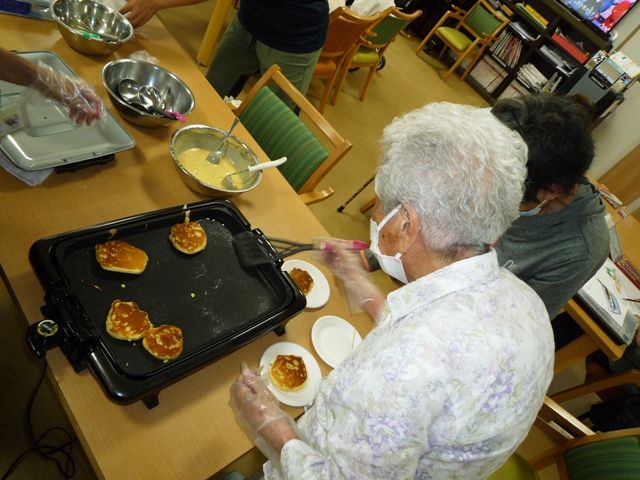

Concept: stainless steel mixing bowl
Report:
left=102, top=59, right=195, bottom=128
left=169, top=125, right=262, bottom=197
left=50, top=0, right=134, bottom=56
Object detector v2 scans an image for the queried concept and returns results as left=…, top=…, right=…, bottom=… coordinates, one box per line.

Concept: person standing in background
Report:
left=205, top=0, right=329, bottom=110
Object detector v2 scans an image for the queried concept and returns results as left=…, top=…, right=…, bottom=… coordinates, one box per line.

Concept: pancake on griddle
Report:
left=143, top=325, right=184, bottom=362
left=96, top=240, right=148, bottom=274
left=269, top=354, right=308, bottom=392
left=290, top=267, right=314, bottom=295
left=169, top=221, right=207, bottom=254
left=106, top=300, right=152, bottom=341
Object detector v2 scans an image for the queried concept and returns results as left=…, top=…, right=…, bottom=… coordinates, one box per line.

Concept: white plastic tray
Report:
left=0, top=51, right=135, bottom=171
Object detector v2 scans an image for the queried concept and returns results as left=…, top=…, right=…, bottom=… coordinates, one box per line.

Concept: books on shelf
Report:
left=540, top=72, right=563, bottom=93
left=497, top=79, right=528, bottom=99
left=517, top=63, right=549, bottom=91
left=524, top=3, right=549, bottom=25
left=539, top=44, right=578, bottom=75
left=490, top=31, right=523, bottom=68
left=551, top=29, right=588, bottom=64
left=514, top=3, right=547, bottom=30
left=470, top=56, right=507, bottom=93
left=510, top=21, right=541, bottom=42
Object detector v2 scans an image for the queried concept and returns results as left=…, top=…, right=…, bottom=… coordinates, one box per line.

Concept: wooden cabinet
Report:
left=465, top=0, right=613, bottom=102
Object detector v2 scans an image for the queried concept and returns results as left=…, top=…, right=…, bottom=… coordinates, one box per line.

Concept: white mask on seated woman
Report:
left=369, top=205, right=408, bottom=284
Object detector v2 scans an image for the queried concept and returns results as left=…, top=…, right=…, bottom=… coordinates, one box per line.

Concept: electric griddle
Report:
left=27, top=199, right=306, bottom=408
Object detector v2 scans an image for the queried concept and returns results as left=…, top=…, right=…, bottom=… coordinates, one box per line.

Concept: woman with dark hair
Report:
left=491, top=93, right=610, bottom=320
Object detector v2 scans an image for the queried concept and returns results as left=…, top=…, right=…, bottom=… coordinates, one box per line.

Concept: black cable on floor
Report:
left=1, top=357, right=78, bottom=479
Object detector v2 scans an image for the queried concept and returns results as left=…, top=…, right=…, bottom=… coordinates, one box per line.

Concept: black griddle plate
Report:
left=28, top=199, right=306, bottom=407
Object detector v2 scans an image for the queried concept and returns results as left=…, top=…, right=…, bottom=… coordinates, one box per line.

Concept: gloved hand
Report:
left=315, top=237, right=386, bottom=322
left=119, top=0, right=161, bottom=27
left=28, top=61, right=104, bottom=126
left=229, top=363, right=301, bottom=470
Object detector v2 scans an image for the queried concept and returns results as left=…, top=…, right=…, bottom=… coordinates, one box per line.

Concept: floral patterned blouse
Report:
left=265, top=250, right=554, bottom=479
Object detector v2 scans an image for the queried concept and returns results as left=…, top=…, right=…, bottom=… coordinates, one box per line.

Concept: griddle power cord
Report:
left=1, top=357, right=78, bottom=479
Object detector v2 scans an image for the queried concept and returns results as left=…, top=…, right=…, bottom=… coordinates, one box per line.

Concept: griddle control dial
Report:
left=36, top=319, right=58, bottom=337
left=26, top=319, right=64, bottom=358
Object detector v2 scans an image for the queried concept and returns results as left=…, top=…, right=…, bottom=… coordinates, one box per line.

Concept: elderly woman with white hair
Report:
left=229, top=102, right=554, bottom=480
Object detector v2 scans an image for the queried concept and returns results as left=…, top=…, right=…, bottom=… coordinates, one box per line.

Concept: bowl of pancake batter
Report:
left=169, top=124, right=262, bottom=197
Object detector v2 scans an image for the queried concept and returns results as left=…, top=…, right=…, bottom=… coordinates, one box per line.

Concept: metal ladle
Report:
left=222, top=157, right=287, bottom=190
left=117, top=79, right=177, bottom=120
left=139, top=85, right=185, bottom=122
left=207, top=117, right=240, bottom=164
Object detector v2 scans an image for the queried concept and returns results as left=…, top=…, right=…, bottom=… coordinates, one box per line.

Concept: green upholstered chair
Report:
left=234, top=64, right=352, bottom=205
left=331, top=7, right=422, bottom=105
left=311, top=7, right=381, bottom=113
left=414, top=0, right=509, bottom=81
left=489, top=396, right=640, bottom=480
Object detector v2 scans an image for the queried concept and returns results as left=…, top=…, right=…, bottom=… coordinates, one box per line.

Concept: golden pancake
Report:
left=169, top=222, right=207, bottom=254
left=290, top=267, right=315, bottom=295
left=96, top=240, right=148, bottom=274
left=269, top=354, right=308, bottom=392
left=142, top=325, right=184, bottom=362
left=106, top=300, right=152, bottom=341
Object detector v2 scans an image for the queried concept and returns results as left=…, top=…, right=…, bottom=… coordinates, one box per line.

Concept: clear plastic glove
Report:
left=229, top=363, right=301, bottom=470
left=29, top=61, right=104, bottom=126
left=315, top=237, right=387, bottom=322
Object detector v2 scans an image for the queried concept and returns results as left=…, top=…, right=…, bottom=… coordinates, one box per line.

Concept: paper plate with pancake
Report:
left=282, top=260, right=330, bottom=309
left=312, top=315, right=362, bottom=369
left=260, top=342, right=322, bottom=407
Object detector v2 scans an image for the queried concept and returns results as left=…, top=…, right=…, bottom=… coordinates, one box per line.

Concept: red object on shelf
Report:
left=551, top=33, right=588, bottom=64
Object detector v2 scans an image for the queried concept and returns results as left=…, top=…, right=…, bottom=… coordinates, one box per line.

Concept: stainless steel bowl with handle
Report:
left=50, top=0, right=134, bottom=56
left=102, top=59, right=195, bottom=128
left=170, top=125, right=262, bottom=197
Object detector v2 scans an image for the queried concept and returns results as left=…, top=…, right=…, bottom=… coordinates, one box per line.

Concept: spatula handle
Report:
left=247, top=157, right=287, bottom=172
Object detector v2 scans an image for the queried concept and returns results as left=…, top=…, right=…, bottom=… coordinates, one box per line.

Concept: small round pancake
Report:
left=290, top=267, right=315, bottom=295
left=96, top=240, right=148, bottom=274
left=169, top=222, right=207, bottom=254
left=143, top=325, right=184, bottom=362
left=269, top=354, right=308, bottom=392
left=106, top=300, right=152, bottom=341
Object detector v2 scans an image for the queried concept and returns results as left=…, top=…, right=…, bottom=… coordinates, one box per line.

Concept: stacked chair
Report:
left=311, top=6, right=382, bottom=113
left=414, top=0, right=509, bottom=81
left=331, top=6, right=422, bottom=105
left=234, top=64, right=352, bottom=205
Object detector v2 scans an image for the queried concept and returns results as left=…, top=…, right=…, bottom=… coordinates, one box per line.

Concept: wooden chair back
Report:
left=235, top=64, right=352, bottom=205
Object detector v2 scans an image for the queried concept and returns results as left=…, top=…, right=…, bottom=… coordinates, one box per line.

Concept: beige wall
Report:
left=591, top=8, right=640, bottom=182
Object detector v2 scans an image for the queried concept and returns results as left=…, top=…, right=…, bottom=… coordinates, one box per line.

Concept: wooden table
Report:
left=0, top=13, right=371, bottom=480
left=554, top=202, right=640, bottom=374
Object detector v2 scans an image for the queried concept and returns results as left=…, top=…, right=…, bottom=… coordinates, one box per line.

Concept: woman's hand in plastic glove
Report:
left=229, top=364, right=300, bottom=464
left=33, top=62, right=103, bottom=125
left=315, top=237, right=388, bottom=323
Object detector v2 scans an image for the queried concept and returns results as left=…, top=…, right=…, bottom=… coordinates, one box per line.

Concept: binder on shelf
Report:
left=552, top=31, right=588, bottom=64
left=524, top=3, right=549, bottom=25
left=515, top=3, right=547, bottom=29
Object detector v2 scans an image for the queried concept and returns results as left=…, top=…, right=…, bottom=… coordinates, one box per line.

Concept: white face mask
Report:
left=369, top=205, right=409, bottom=284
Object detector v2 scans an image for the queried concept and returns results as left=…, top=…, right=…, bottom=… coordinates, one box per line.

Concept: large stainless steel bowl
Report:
left=169, top=125, right=262, bottom=197
left=102, top=59, right=195, bottom=128
left=50, top=0, right=134, bottom=56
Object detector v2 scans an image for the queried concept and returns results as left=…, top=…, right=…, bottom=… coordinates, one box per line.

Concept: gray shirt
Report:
left=494, top=180, right=609, bottom=318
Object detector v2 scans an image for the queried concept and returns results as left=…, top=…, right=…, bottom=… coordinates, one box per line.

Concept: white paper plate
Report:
left=260, top=342, right=322, bottom=407
left=311, top=315, right=362, bottom=368
left=282, top=260, right=330, bottom=309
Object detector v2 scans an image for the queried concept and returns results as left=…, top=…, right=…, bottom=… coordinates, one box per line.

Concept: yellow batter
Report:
left=177, top=148, right=243, bottom=190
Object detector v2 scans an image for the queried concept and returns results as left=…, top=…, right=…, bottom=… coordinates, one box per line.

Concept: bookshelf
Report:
left=465, top=0, right=613, bottom=102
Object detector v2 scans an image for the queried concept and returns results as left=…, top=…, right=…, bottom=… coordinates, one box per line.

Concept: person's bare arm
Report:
left=119, top=0, right=206, bottom=27
left=0, top=47, right=38, bottom=86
